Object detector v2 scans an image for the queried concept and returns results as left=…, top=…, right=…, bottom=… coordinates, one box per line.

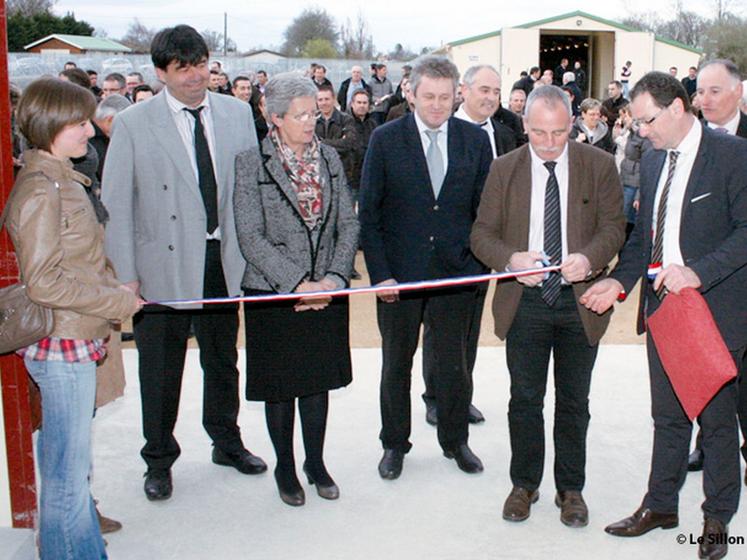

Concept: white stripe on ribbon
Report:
left=150, top=265, right=562, bottom=307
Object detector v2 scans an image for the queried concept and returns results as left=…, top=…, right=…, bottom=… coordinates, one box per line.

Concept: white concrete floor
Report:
left=87, top=346, right=745, bottom=560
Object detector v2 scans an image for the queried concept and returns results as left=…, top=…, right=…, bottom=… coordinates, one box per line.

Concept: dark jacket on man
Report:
left=315, top=109, right=358, bottom=184
left=348, top=111, right=378, bottom=189
left=493, top=105, right=526, bottom=147
left=337, top=78, right=372, bottom=112
left=602, top=95, right=629, bottom=125
left=512, top=75, right=535, bottom=97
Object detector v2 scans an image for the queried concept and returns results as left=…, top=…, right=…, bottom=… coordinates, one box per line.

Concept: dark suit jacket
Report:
left=471, top=141, right=625, bottom=345
left=611, top=124, right=747, bottom=350
left=494, top=106, right=526, bottom=147
left=739, top=112, right=747, bottom=138
left=490, top=118, right=517, bottom=156
left=359, top=113, right=493, bottom=285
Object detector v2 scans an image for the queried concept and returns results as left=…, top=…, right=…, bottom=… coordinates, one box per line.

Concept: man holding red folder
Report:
left=581, top=71, right=747, bottom=560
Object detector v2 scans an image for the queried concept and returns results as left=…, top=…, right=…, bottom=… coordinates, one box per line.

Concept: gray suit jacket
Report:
left=233, top=137, right=359, bottom=293
left=102, top=91, right=257, bottom=305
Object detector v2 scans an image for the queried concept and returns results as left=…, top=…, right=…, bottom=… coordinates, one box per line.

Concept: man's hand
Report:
left=508, top=251, right=546, bottom=286
left=579, top=278, right=624, bottom=315
left=294, top=280, right=332, bottom=312
left=653, top=264, right=701, bottom=295
left=561, top=253, right=591, bottom=283
left=376, top=278, right=399, bottom=303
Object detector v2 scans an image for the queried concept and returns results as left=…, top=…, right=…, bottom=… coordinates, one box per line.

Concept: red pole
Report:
left=0, top=0, right=38, bottom=528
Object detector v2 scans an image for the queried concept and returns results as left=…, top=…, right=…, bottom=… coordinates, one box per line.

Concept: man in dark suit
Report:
left=581, top=71, right=747, bottom=560
left=684, top=60, right=747, bottom=480
left=419, top=64, right=516, bottom=427
left=360, top=56, right=493, bottom=480
left=471, top=85, right=625, bottom=527
left=513, top=67, right=540, bottom=98
left=103, top=25, right=267, bottom=502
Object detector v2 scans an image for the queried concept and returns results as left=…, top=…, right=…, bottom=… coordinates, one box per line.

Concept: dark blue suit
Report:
left=612, top=124, right=747, bottom=523
left=360, top=114, right=492, bottom=452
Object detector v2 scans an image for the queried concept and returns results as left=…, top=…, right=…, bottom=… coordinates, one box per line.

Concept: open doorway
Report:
left=539, top=33, right=590, bottom=97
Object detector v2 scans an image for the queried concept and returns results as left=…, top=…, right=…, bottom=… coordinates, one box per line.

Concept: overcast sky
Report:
left=53, top=0, right=728, bottom=53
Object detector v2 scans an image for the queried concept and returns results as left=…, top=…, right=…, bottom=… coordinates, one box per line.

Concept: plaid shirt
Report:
left=19, top=337, right=106, bottom=363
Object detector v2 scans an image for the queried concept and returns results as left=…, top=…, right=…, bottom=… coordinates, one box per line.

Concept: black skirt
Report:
left=243, top=291, right=353, bottom=402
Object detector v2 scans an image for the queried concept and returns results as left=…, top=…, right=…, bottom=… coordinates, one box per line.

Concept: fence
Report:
left=7, top=52, right=408, bottom=90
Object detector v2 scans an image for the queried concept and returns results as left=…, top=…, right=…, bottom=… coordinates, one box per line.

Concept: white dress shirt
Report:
left=164, top=87, right=222, bottom=239
left=454, top=105, right=497, bottom=158
left=706, top=110, right=740, bottom=136
left=652, top=118, right=702, bottom=267
left=414, top=111, right=449, bottom=176
left=528, top=142, right=570, bottom=264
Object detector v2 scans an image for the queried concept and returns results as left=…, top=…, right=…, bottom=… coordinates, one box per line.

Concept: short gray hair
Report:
left=95, top=93, right=131, bottom=119
left=563, top=71, right=576, bottom=84
left=699, top=59, right=742, bottom=88
left=410, top=56, right=460, bottom=96
left=264, top=72, right=318, bottom=123
left=579, top=97, right=602, bottom=114
left=462, top=65, right=500, bottom=87
left=525, top=85, right=572, bottom=118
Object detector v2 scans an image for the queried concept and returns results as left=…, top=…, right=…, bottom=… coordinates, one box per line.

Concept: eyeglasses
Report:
left=632, top=104, right=670, bottom=129
left=289, top=110, right=322, bottom=123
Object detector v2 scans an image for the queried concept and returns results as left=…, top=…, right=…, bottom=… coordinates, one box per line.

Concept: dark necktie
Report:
left=650, top=150, right=679, bottom=297
left=542, top=161, right=562, bottom=306
left=184, top=107, right=219, bottom=234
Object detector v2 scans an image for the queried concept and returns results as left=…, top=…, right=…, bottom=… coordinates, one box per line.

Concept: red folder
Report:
left=647, top=288, right=737, bottom=421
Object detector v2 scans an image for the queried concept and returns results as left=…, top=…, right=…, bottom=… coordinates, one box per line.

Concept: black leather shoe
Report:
left=468, top=404, right=485, bottom=424
left=143, top=469, right=172, bottom=501
left=688, top=448, right=704, bottom=472
left=555, top=491, right=589, bottom=527
left=503, top=487, right=539, bottom=522
left=274, top=471, right=305, bottom=507
left=212, top=447, right=267, bottom=475
left=604, top=506, right=678, bottom=537
left=303, top=464, right=340, bottom=500
left=378, top=449, right=404, bottom=480
left=699, top=517, right=728, bottom=560
left=443, top=443, right=483, bottom=473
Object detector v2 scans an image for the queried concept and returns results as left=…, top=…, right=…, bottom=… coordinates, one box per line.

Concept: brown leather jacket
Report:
left=6, top=150, right=138, bottom=340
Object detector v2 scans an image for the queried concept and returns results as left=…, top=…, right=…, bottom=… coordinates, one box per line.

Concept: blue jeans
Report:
left=25, top=357, right=107, bottom=560
left=623, top=184, right=639, bottom=224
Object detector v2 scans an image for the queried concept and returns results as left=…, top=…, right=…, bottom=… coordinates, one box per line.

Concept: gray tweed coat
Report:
left=233, top=136, right=359, bottom=293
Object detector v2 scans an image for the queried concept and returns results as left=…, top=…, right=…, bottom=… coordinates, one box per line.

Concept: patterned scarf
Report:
left=270, top=127, right=324, bottom=229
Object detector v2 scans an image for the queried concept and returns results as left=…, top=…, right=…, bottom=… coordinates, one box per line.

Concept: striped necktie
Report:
left=541, top=161, right=562, bottom=306
left=650, top=150, right=680, bottom=298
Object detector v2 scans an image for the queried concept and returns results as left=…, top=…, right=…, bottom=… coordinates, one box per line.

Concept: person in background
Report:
left=132, top=84, right=155, bottom=103
left=570, top=98, right=615, bottom=154
left=87, top=70, right=101, bottom=99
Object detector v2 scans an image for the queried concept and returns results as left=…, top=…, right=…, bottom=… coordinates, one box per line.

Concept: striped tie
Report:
left=541, top=161, right=562, bottom=306
left=650, top=150, right=679, bottom=298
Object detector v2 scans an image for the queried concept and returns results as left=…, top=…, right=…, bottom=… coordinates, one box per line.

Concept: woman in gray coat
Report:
left=234, top=73, right=359, bottom=507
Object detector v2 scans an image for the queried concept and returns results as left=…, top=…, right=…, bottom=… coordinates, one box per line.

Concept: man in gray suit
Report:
left=102, top=25, right=266, bottom=501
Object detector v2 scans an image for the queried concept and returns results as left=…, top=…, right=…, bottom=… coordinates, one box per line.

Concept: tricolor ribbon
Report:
left=149, top=265, right=562, bottom=307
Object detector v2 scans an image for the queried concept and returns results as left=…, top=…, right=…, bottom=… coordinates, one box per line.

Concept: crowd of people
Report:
left=6, top=22, right=747, bottom=560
